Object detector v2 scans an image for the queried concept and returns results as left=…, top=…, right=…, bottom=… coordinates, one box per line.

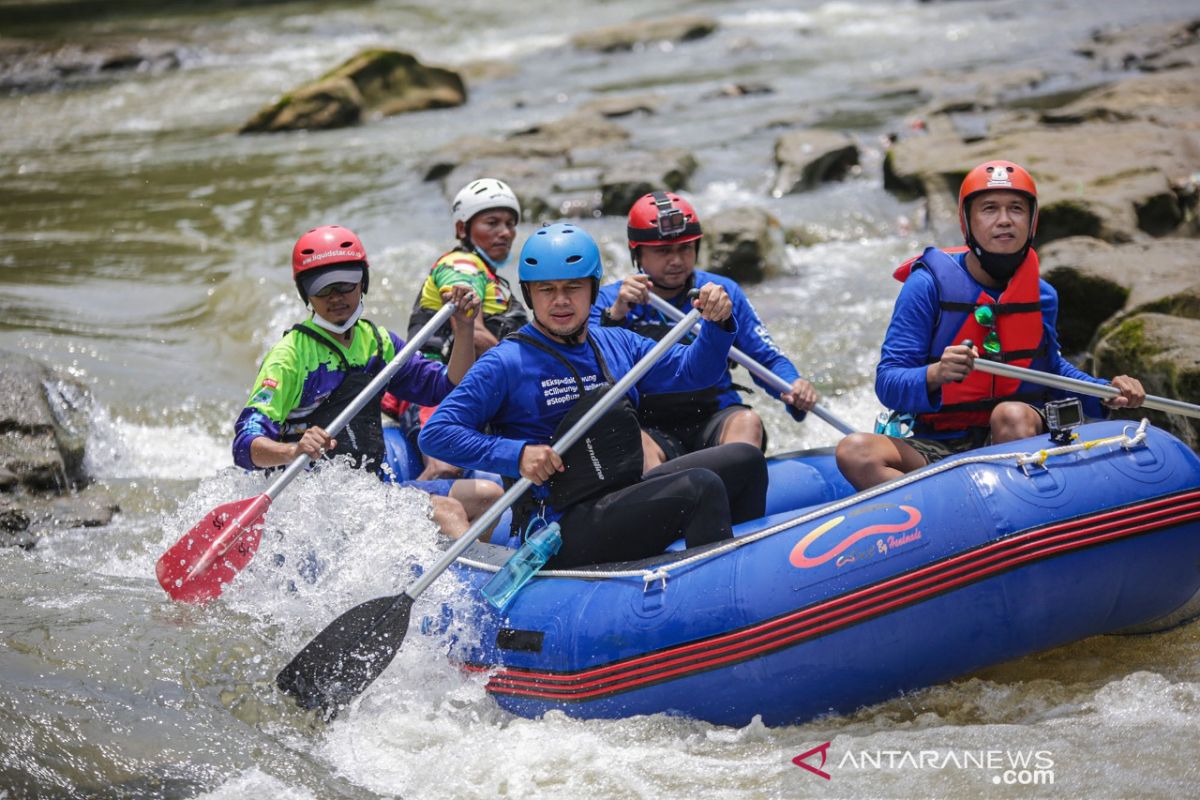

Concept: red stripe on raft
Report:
left=489, top=494, right=1198, bottom=688
left=470, top=490, right=1200, bottom=701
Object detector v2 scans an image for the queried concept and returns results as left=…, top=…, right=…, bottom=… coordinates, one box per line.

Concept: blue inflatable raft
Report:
left=388, top=420, right=1200, bottom=727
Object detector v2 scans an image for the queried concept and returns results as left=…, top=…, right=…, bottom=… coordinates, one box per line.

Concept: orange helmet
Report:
left=958, top=160, right=1038, bottom=245
left=291, top=225, right=369, bottom=303
left=626, top=191, right=702, bottom=255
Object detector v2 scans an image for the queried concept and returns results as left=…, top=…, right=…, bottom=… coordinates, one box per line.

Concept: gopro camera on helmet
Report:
left=654, top=195, right=687, bottom=238
left=1044, top=397, right=1084, bottom=444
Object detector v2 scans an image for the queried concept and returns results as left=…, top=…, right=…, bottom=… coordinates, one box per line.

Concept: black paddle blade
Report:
left=275, top=593, right=414, bottom=715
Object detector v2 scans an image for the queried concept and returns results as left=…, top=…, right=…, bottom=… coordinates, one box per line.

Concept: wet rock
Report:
left=240, top=50, right=466, bottom=134
left=0, top=353, right=91, bottom=492
left=509, top=111, right=631, bottom=154
left=1092, top=313, right=1200, bottom=448
left=884, top=120, right=1197, bottom=243
left=1039, top=237, right=1125, bottom=354
left=427, top=111, right=695, bottom=222
left=23, top=486, right=120, bottom=531
left=771, top=130, right=859, bottom=197
left=0, top=37, right=182, bottom=94
left=1041, top=65, right=1200, bottom=131
left=704, top=207, right=786, bottom=285
left=428, top=111, right=629, bottom=170
left=570, top=15, right=718, bottom=53
left=0, top=352, right=120, bottom=548
left=578, top=93, right=667, bottom=119
left=702, top=82, right=774, bottom=101
left=1076, top=17, right=1200, bottom=72
left=1042, top=238, right=1200, bottom=347
left=598, top=149, right=698, bottom=215
left=459, top=59, right=519, bottom=84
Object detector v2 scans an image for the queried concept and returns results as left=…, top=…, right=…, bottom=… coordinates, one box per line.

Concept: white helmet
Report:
left=451, top=178, right=521, bottom=227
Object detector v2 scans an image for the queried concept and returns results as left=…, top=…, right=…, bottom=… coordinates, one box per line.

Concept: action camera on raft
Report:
left=1044, top=397, right=1084, bottom=444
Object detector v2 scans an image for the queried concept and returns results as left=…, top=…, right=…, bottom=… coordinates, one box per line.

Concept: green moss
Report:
left=1104, top=317, right=1149, bottom=360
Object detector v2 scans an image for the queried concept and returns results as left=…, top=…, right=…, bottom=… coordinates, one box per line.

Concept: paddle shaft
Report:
left=645, top=293, right=855, bottom=435
left=970, top=357, right=1200, bottom=420
left=406, top=305, right=706, bottom=599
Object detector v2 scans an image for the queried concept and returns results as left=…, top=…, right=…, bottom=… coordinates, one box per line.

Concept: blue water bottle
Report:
left=481, top=522, right=562, bottom=610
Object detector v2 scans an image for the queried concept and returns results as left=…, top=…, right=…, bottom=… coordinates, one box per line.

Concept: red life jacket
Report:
left=894, top=247, right=1044, bottom=431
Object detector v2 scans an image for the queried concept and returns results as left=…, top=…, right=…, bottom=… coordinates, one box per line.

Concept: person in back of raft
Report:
left=419, top=222, right=769, bottom=568
left=835, top=160, right=1146, bottom=491
left=382, top=178, right=529, bottom=480
left=232, top=224, right=503, bottom=538
left=593, top=191, right=819, bottom=471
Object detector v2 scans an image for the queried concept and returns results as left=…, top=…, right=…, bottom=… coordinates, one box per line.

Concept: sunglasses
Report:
left=311, top=281, right=360, bottom=298
left=973, top=305, right=1001, bottom=356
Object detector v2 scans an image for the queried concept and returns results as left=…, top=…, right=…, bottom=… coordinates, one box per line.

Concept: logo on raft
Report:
left=789, top=504, right=923, bottom=569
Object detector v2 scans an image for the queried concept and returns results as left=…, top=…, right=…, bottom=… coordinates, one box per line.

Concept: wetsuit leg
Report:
left=644, top=442, right=767, bottom=524
left=549, top=468, right=732, bottom=569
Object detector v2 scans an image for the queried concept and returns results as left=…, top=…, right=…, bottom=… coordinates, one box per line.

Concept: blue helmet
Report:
left=518, top=222, right=603, bottom=285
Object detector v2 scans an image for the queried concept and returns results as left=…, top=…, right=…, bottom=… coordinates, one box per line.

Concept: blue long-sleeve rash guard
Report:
left=875, top=254, right=1109, bottom=434
left=419, top=319, right=737, bottom=479
left=592, top=270, right=804, bottom=418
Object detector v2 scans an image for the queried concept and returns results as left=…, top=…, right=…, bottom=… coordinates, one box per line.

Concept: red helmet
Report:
left=958, top=160, right=1039, bottom=244
left=626, top=191, right=703, bottom=255
left=291, top=225, right=370, bottom=303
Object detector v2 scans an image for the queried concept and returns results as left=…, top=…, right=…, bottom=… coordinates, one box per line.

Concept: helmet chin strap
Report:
left=311, top=300, right=364, bottom=335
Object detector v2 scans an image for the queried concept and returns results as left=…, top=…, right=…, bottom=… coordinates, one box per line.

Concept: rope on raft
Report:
left=453, top=419, right=1152, bottom=589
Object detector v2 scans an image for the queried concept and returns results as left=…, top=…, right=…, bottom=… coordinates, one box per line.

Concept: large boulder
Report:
left=598, top=149, right=698, bottom=215
left=1092, top=313, right=1200, bottom=448
left=0, top=352, right=118, bottom=548
left=771, top=130, right=859, bottom=197
left=1041, top=236, right=1200, bottom=349
left=240, top=50, right=466, bottom=134
left=570, top=15, right=718, bottom=53
left=703, top=207, right=786, bottom=285
left=884, top=119, right=1198, bottom=243
left=0, top=353, right=90, bottom=492
left=427, top=110, right=698, bottom=222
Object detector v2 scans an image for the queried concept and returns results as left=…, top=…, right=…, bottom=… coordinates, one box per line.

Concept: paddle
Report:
left=645, top=292, right=856, bottom=435
left=967, top=353, right=1200, bottom=420
left=275, top=303, right=708, bottom=715
left=155, top=302, right=459, bottom=605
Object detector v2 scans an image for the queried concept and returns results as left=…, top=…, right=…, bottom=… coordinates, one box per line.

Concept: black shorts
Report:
left=646, top=404, right=767, bottom=461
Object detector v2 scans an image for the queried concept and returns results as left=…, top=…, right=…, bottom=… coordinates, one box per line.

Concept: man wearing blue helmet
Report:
left=420, top=222, right=769, bottom=568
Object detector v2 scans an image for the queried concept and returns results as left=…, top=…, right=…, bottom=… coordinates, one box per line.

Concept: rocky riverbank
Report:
left=883, top=17, right=1200, bottom=446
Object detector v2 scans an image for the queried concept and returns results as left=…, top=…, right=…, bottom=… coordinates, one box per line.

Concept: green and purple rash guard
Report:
left=232, top=318, right=453, bottom=469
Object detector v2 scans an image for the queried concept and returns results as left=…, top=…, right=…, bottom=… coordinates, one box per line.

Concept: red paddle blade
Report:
left=156, top=494, right=271, bottom=604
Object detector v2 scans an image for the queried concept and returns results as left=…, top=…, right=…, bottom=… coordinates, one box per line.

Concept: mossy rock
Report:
left=1093, top=313, right=1200, bottom=449
left=241, top=49, right=466, bottom=134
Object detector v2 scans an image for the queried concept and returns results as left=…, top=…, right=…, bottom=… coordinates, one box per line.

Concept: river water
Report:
left=3, top=0, right=1199, bottom=797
